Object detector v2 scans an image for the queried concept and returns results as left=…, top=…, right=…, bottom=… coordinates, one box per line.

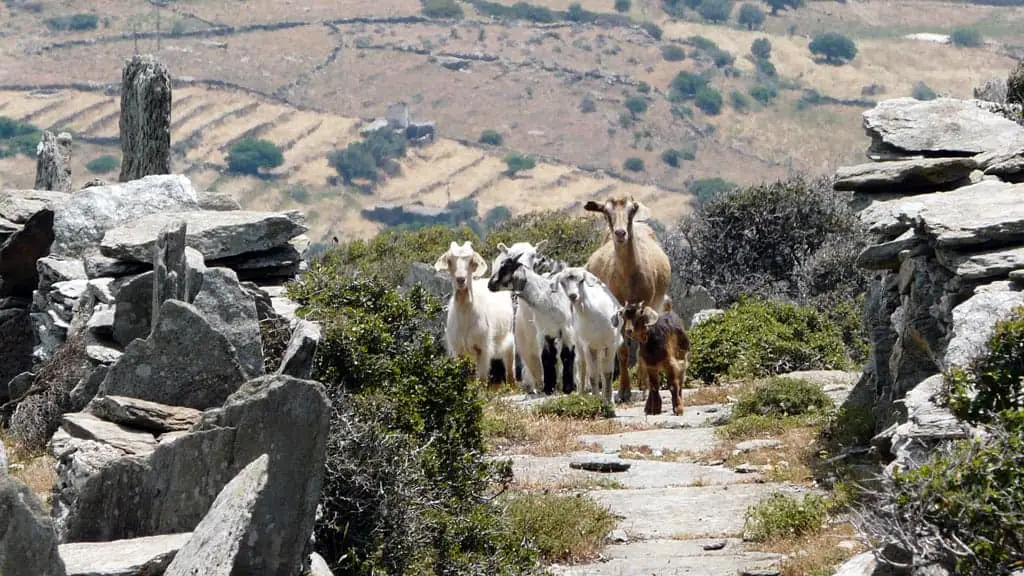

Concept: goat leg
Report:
left=668, top=362, right=684, bottom=416
left=616, top=343, right=631, bottom=403
left=644, top=368, right=662, bottom=415
left=560, top=344, right=576, bottom=395
left=541, top=336, right=558, bottom=396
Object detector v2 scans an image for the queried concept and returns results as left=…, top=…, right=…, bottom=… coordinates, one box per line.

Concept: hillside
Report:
left=0, top=0, right=1020, bottom=242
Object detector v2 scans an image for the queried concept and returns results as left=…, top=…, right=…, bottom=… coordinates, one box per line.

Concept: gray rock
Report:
left=690, top=308, right=724, bottom=328
left=676, top=285, right=717, bottom=329
left=857, top=230, right=922, bottom=270
left=439, top=56, right=471, bottom=70
left=609, top=529, right=629, bottom=543
left=35, top=130, right=73, bottom=193
left=508, top=452, right=748, bottom=489
left=569, top=455, right=632, bottom=472
left=163, top=455, right=269, bottom=576
left=183, top=247, right=206, bottom=303
left=69, top=365, right=108, bottom=412
left=940, top=245, right=1024, bottom=281
left=100, top=211, right=308, bottom=264
left=974, top=77, right=1008, bottom=104
left=888, top=375, right=971, bottom=473
left=192, top=268, right=264, bottom=379
left=944, top=286, right=1024, bottom=369
left=739, top=569, right=781, bottom=576
left=119, top=55, right=172, bottom=183
left=308, top=552, right=334, bottom=576
left=85, top=343, right=122, bottom=365
left=1011, top=269, right=1024, bottom=282
left=87, top=395, right=202, bottom=434
left=80, top=178, right=109, bottom=190
left=0, top=440, right=6, bottom=475
left=733, top=463, right=770, bottom=474
left=277, top=319, right=321, bottom=380
left=52, top=175, right=200, bottom=258
left=197, top=192, right=241, bottom=212
left=111, top=272, right=154, bottom=347
left=863, top=98, right=1024, bottom=157
left=86, top=306, right=115, bottom=338
left=0, top=207, right=54, bottom=297
left=834, top=157, right=977, bottom=194
left=60, top=412, right=158, bottom=456
left=0, top=475, right=68, bottom=576
left=403, top=262, right=451, bottom=301
left=702, top=540, right=726, bottom=551
left=59, top=533, right=191, bottom=576
left=734, top=439, right=781, bottom=453
left=101, top=299, right=248, bottom=410
left=0, top=308, right=35, bottom=402
left=84, top=252, right=149, bottom=279
left=977, top=146, right=1024, bottom=178
left=206, top=244, right=302, bottom=280
left=0, top=189, right=68, bottom=224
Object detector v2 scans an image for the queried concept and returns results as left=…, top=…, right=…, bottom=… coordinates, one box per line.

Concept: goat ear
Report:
left=631, top=201, right=651, bottom=223
left=497, top=242, right=509, bottom=254
left=643, top=308, right=659, bottom=327
left=433, top=252, right=449, bottom=272
left=471, top=253, right=488, bottom=278
left=534, top=239, right=549, bottom=251
left=583, top=271, right=600, bottom=287
left=583, top=201, right=605, bottom=213
left=610, top=310, right=622, bottom=328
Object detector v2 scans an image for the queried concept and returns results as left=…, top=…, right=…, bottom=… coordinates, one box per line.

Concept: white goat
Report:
left=552, top=267, right=623, bottom=404
left=488, top=248, right=577, bottom=396
left=434, top=241, right=516, bottom=385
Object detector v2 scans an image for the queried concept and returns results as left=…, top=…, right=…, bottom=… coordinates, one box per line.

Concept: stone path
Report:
left=505, top=387, right=836, bottom=576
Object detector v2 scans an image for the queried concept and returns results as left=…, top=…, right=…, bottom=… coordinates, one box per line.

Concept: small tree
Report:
left=809, top=32, right=857, bottom=64
left=226, top=139, right=284, bottom=176
left=669, top=70, right=710, bottom=101
left=624, top=96, right=648, bottom=117
left=698, top=0, right=733, bottom=23
left=623, top=157, right=645, bottom=172
left=730, top=89, right=749, bottom=110
left=479, top=129, right=504, bottom=146
left=695, top=86, right=723, bottom=115
left=661, top=148, right=684, bottom=167
left=748, top=84, right=778, bottom=105
left=661, top=44, right=687, bottom=61
left=642, top=22, right=663, bottom=40
left=912, top=81, right=937, bottom=101
left=950, top=27, right=983, bottom=47
left=580, top=97, right=597, bottom=113
left=765, top=0, right=802, bottom=15
left=614, top=0, right=631, bottom=12
left=86, top=154, right=119, bottom=174
left=737, top=3, right=765, bottom=29
left=750, top=37, right=772, bottom=60
left=637, top=81, right=651, bottom=94
left=755, top=57, right=777, bottom=78
left=504, top=152, right=536, bottom=177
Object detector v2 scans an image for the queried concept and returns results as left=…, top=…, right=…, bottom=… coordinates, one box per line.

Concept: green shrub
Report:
left=687, top=177, right=735, bottom=204
left=718, top=413, right=809, bottom=440
left=695, top=86, right=723, bottom=115
left=505, top=493, right=615, bottom=563
left=688, top=298, right=852, bottom=384
left=615, top=0, right=631, bottom=11
left=46, top=13, right=99, bottom=31
left=743, top=492, right=826, bottom=542
left=287, top=184, right=311, bottom=204
left=226, top=138, right=284, bottom=176
left=421, top=0, right=465, bottom=18
left=697, top=0, right=733, bottom=23
left=661, top=148, right=683, bottom=167
left=808, top=32, right=857, bottom=64
left=950, top=26, right=984, bottom=47
left=733, top=377, right=833, bottom=418
left=642, top=22, right=663, bottom=40
left=911, top=81, right=937, bottom=101
left=470, top=0, right=556, bottom=22
left=503, top=152, right=536, bottom=176
left=661, top=44, right=687, bottom=62
left=669, top=70, right=710, bottom=101
left=750, top=37, right=772, bottom=59
left=624, top=96, right=648, bottom=116
left=534, top=394, right=616, bottom=419
left=637, top=81, right=651, bottom=94
left=85, top=154, right=119, bottom=174
left=766, top=0, right=802, bottom=14
left=328, top=127, right=408, bottom=184
left=580, top=96, right=597, bottom=113
left=483, top=210, right=605, bottom=268
left=1008, top=61, right=1024, bottom=105
left=0, top=117, right=41, bottom=159
left=687, top=35, right=719, bottom=51
left=948, top=307, right=1024, bottom=424
left=623, top=157, right=645, bottom=172
left=479, top=129, right=504, bottom=146
left=820, top=404, right=876, bottom=449
left=730, top=89, right=749, bottom=110
left=748, top=83, right=778, bottom=104
left=737, top=2, right=765, bottom=29
left=755, top=57, right=777, bottom=78
left=289, top=273, right=539, bottom=574
left=483, top=205, right=513, bottom=229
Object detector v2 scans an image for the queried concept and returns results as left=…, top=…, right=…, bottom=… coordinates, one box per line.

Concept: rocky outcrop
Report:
left=59, top=533, right=191, bottom=576
left=35, top=131, right=73, bottom=194
left=119, top=55, right=172, bottom=183
left=0, top=207, right=55, bottom=298
left=0, top=474, right=68, bottom=576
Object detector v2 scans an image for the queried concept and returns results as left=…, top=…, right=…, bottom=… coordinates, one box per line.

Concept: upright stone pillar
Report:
left=119, top=54, right=172, bottom=182
left=34, top=131, right=73, bottom=193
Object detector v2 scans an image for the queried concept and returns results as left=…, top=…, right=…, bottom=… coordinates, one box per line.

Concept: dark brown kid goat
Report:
left=614, top=299, right=691, bottom=416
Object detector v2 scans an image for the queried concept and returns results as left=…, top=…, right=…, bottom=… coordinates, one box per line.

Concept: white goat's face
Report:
left=584, top=196, right=650, bottom=245
left=488, top=251, right=526, bottom=293
left=493, top=240, right=546, bottom=273
left=434, top=241, right=487, bottom=292
left=555, top=267, right=588, bottom=303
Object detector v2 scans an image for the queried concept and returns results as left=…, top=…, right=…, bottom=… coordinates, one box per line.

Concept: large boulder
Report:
left=34, top=131, right=73, bottom=194
left=276, top=319, right=321, bottom=380
left=834, top=157, right=978, bottom=194
left=0, top=307, right=35, bottom=403
left=0, top=189, right=68, bottom=226
left=100, top=211, right=308, bottom=264
left=59, top=533, right=191, bottom=576
left=943, top=282, right=1024, bottom=370
left=0, top=207, right=55, bottom=298
left=51, top=175, right=201, bottom=257
left=119, top=55, right=172, bottom=183
left=0, top=475, right=68, bottom=576
left=191, top=268, right=264, bottom=379
left=87, top=395, right=201, bottom=434
left=863, top=98, right=1024, bottom=157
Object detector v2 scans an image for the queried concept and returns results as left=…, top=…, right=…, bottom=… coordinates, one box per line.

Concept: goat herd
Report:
left=431, top=196, right=692, bottom=416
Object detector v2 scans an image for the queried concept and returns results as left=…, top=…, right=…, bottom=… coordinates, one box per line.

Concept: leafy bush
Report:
left=226, top=138, right=284, bottom=176
left=534, top=395, right=616, bottom=419
left=85, top=154, right=119, bottom=174
left=329, top=128, right=408, bottom=184
left=687, top=298, right=852, bottom=384
left=687, top=177, right=736, bottom=204
left=809, top=32, right=857, bottom=64
left=748, top=83, right=778, bottom=104
left=687, top=35, right=719, bottom=51
left=321, top=226, right=479, bottom=287
left=623, top=157, right=645, bottom=172
left=710, top=47, right=735, bottom=68
left=1008, top=61, right=1024, bottom=106
left=695, top=86, right=723, bottom=115
left=624, top=96, right=648, bottom=116
left=580, top=96, right=597, bottom=113
left=737, top=2, right=765, bottom=29
left=750, top=37, right=772, bottom=59
left=505, top=493, right=615, bottom=563
left=660, top=44, right=687, bottom=61
left=642, top=22, right=663, bottom=40
left=421, top=0, right=465, bottom=18
left=46, top=13, right=99, bottom=31
left=733, top=377, right=833, bottom=418
left=0, top=117, right=41, bottom=159
left=470, top=0, right=556, bottom=22
left=820, top=404, right=876, bottom=449
left=766, top=0, right=802, bottom=14
left=661, top=148, right=683, bottom=167
left=615, top=0, right=631, bottom=11
left=697, top=0, right=733, bottom=22
left=479, top=129, right=504, bottom=146
left=669, top=71, right=710, bottom=101
left=504, top=152, right=536, bottom=176
left=948, top=307, right=1024, bottom=424
left=950, top=26, right=984, bottom=47
left=754, top=57, right=777, bottom=78
left=730, top=89, right=749, bottom=110
left=483, top=210, right=605, bottom=267
left=483, top=205, right=513, bottom=229
left=912, top=80, right=937, bottom=101
left=744, top=492, right=826, bottom=542
left=637, top=81, right=651, bottom=94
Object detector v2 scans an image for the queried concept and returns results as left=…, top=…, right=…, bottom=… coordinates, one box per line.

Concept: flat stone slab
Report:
left=570, top=454, right=632, bottom=473
left=940, top=245, right=1024, bottom=281
left=587, top=483, right=811, bottom=540
left=549, top=539, right=782, bottom=576
left=100, top=210, right=308, bottom=263
left=508, top=453, right=754, bottom=489
left=60, top=412, right=157, bottom=456
left=613, top=401, right=731, bottom=429
left=833, top=157, right=977, bottom=194
left=863, top=97, right=1024, bottom=156
left=60, top=533, right=192, bottom=576
left=580, top=427, right=720, bottom=456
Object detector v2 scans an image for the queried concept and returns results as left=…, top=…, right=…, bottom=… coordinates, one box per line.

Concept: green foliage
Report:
left=717, top=413, right=815, bottom=440
left=748, top=83, right=778, bottom=105
left=687, top=35, right=719, bottom=51
left=505, top=494, right=615, bottom=563
left=820, top=404, right=876, bottom=449
left=287, top=184, right=311, bottom=204
left=470, top=0, right=556, bottom=22
left=948, top=307, right=1024, bottom=424
left=743, top=492, right=826, bottom=542
left=1008, top=61, right=1024, bottom=106
left=534, top=395, right=616, bottom=419
left=669, top=71, right=710, bottom=101
left=614, top=0, right=631, bottom=11
left=623, top=157, right=645, bottom=172
left=750, top=37, right=772, bottom=60
left=808, top=32, right=857, bottom=64
left=226, top=138, right=284, bottom=176
left=688, top=298, right=852, bottom=384
left=687, top=177, right=736, bottom=204
left=46, top=13, right=98, bottom=31
left=85, top=154, right=119, bottom=174
left=911, top=81, right=937, bottom=101
left=642, top=22, right=663, bottom=40
left=730, top=89, right=749, bottom=110
left=624, top=96, right=649, bottom=116
left=421, top=0, right=465, bottom=18
left=483, top=205, right=513, bottom=229
left=580, top=96, right=597, bottom=113
left=321, top=226, right=478, bottom=287
left=695, top=86, right=723, bottom=115
left=483, top=210, right=605, bottom=267
left=479, top=129, right=504, bottom=146
left=710, top=47, right=734, bottom=68
left=765, top=0, right=802, bottom=14
left=737, top=2, right=765, bottom=29
left=329, top=128, right=408, bottom=184
left=950, top=26, right=984, bottom=47
left=660, top=44, right=687, bottom=62
left=0, top=117, right=41, bottom=159
left=754, top=57, right=777, bottom=79
left=697, top=0, right=733, bottom=22
left=733, top=377, right=833, bottom=418
left=661, top=148, right=682, bottom=167
left=503, top=152, right=536, bottom=176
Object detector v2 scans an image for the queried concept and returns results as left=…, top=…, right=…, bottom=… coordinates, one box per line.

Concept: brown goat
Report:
left=614, top=300, right=691, bottom=416
left=584, top=196, right=672, bottom=403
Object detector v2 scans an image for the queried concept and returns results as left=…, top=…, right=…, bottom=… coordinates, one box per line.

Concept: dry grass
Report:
left=484, top=398, right=646, bottom=456
left=752, top=523, right=867, bottom=576
left=1, top=432, right=57, bottom=509
left=617, top=443, right=685, bottom=462
left=510, top=475, right=626, bottom=492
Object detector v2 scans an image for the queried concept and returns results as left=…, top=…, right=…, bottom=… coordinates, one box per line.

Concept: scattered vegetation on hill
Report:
left=45, top=13, right=99, bottom=32
left=421, top=0, right=465, bottom=19
left=737, top=3, right=765, bottom=30
left=504, top=493, right=615, bottom=563
left=744, top=491, right=827, bottom=542
left=85, top=154, right=119, bottom=174
left=0, top=117, right=41, bottom=159
left=328, top=128, right=408, bottom=186
left=503, top=152, right=537, bottom=177
left=808, top=32, right=858, bottom=65
left=950, top=27, right=984, bottom=48
left=479, top=129, right=504, bottom=146
left=226, top=138, right=284, bottom=176
left=534, top=395, right=616, bottom=420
